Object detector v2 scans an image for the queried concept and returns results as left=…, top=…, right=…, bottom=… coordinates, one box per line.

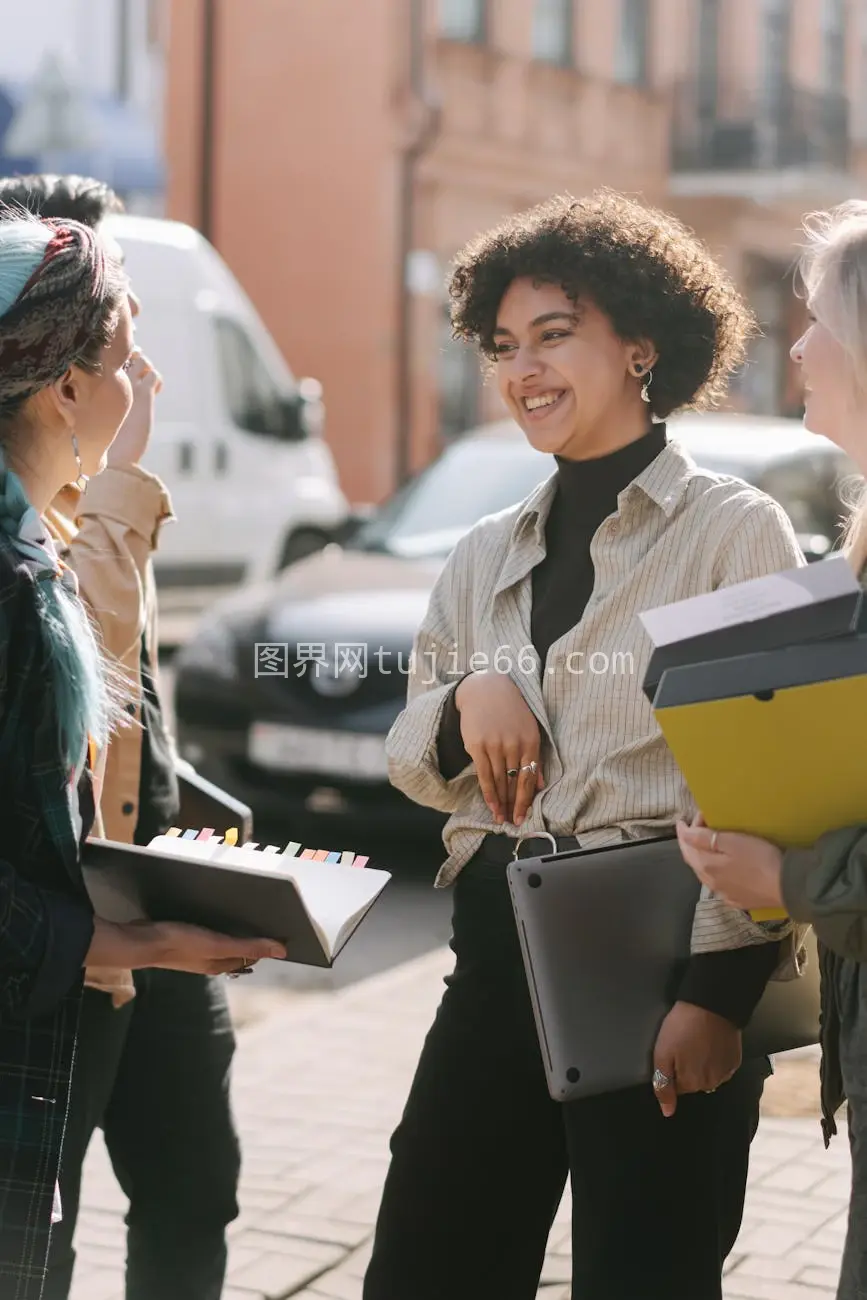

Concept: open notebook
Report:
left=81, top=830, right=391, bottom=968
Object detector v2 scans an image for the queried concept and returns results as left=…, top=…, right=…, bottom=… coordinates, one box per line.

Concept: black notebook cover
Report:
left=81, top=839, right=377, bottom=969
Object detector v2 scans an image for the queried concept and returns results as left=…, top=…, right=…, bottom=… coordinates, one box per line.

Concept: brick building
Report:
left=165, top=0, right=867, bottom=504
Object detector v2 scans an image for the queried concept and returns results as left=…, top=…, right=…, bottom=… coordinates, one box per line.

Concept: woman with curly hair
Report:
left=363, top=191, right=805, bottom=1300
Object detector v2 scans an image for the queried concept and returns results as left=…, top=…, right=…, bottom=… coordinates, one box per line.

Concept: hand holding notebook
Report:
left=675, top=817, right=787, bottom=918
left=638, top=555, right=867, bottom=920
left=82, top=829, right=390, bottom=969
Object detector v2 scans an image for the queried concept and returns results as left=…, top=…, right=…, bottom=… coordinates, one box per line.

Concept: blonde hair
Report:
left=798, top=201, right=867, bottom=575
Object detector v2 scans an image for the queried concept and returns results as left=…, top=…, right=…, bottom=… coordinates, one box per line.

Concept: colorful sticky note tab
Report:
left=223, top=828, right=239, bottom=847
left=196, top=828, right=215, bottom=841
left=262, top=846, right=280, bottom=854
left=282, top=841, right=301, bottom=857
left=340, top=851, right=355, bottom=865
left=299, top=849, right=316, bottom=859
left=166, top=827, right=182, bottom=838
left=182, top=829, right=199, bottom=840
left=352, top=856, right=369, bottom=869
left=325, top=852, right=341, bottom=863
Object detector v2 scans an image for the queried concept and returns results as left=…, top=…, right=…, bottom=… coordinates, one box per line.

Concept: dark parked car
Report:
left=173, top=413, right=859, bottom=826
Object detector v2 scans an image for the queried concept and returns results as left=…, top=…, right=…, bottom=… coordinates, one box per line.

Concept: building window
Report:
left=147, top=0, right=163, bottom=48
left=616, top=0, right=649, bottom=85
left=857, top=0, right=867, bottom=141
left=821, top=0, right=846, bottom=91
left=439, top=0, right=485, bottom=43
left=695, top=0, right=719, bottom=114
left=532, top=0, right=573, bottom=65
left=439, top=310, right=481, bottom=441
left=760, top=0, right=790, bottom=112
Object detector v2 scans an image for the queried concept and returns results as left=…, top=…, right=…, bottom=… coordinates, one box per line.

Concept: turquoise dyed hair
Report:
left=0, top=217, right=52, bottom=315
left=0, top=217, right=111, bottom=769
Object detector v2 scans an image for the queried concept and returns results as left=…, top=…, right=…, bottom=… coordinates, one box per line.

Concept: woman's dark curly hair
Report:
left=448, top=190, right=757, bottom=420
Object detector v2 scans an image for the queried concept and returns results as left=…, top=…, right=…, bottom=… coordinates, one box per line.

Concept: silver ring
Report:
left=652, top=1068, right=673, bottom=1092
left=520, top=761, right=538, bottom=774
left=710, top=831, right=720, bottom=852
left=506, top=768, right=519, bottom=778
left=227, top=958, right=254, bottom=980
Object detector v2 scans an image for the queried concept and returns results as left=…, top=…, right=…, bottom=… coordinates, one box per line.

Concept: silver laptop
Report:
left=507, top=835, right=820, bottom=1103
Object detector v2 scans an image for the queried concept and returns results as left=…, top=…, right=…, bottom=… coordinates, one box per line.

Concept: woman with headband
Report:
left=0, top=213, right=285, bottom=1296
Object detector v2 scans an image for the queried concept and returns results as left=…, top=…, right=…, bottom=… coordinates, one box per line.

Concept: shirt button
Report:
left=122, top=801, right=135, bottom=816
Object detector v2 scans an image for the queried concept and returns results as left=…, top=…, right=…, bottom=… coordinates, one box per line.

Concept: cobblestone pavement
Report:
left=70, top=949, right=851, bottom=1300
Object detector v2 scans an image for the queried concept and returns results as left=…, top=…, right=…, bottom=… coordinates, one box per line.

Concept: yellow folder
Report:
left=656, top=671, right=867, bottom=921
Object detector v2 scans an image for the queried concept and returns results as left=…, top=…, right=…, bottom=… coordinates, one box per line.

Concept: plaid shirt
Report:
left=0, top=532, right=95, bottom=1297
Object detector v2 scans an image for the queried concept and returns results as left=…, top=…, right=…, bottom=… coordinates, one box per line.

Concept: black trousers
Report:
left=363, top=861, right=771, bottom=1300
left=43, top=970, right=240, bottom=1300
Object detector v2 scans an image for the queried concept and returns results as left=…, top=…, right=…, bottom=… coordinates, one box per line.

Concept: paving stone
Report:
left=734, top=1223, right=817, bottom=1258
left=338, top=1240, right=373, bottom=1278
left=308, top=1272, right=363, bottom=1300
left=228, top=1249, right=336, bottom=1298
left=724, top=1276, right=836, bottom=1298
left=256, top=1208, right=371, bottom=1249
left=68, top=1268, right=123, bottom=1300
left=797, top=1266, right=844, bottom=1290
left=539, top=1251, right=571, bottom=1285
left=728, top=1254, right=805, bottom=1282
left=73, top=948, right=854, bottom=1300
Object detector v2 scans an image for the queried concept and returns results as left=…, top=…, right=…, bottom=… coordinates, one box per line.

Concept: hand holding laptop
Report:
left=651, top=1000, right=742, bottom=1118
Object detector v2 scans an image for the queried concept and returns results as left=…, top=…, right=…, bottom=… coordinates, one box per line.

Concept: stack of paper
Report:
left=639, top=555, right=867, bottom=919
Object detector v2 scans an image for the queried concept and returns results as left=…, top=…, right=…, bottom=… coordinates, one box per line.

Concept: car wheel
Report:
left=278, top=527, right=330, bottom=569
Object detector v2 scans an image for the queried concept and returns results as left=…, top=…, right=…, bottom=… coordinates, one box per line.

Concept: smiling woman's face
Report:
left=492, top=278, right=655, bottom=460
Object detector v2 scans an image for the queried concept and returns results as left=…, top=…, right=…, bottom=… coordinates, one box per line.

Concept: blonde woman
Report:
left=678, top=200, right=867, bottom=1300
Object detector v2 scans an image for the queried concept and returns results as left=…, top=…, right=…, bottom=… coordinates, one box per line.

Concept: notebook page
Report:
left=279, top=859, right=391, bottom=959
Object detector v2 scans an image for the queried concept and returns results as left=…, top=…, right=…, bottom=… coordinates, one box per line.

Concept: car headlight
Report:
left=175, top=618, right=239, bottom=681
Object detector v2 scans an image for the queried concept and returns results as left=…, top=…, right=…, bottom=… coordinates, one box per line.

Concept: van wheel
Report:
left=278, top=528, right=330, bottom=569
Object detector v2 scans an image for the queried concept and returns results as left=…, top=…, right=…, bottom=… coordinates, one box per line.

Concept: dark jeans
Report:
left=44, top=970, right=240, bottom=1300
left=363, top=861, right=771, bottom=1300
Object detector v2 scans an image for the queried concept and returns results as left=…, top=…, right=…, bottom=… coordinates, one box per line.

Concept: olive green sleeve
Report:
left=781, top=826, right=867, bottom=961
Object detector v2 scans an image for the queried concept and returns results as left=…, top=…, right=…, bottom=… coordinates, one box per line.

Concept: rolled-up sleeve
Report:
left=57, top=466, right=173, bottom=662
left=385, top=536, right=476, bottom=811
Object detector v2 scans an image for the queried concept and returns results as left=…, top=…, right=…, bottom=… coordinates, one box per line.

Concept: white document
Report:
left=638, top=554, right=859, bottom=648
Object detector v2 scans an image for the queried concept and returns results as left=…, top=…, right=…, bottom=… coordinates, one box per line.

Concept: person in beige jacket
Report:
left=677, top=200, right=867, bottom=1300
left=0, top=175, right=245, bottom=1300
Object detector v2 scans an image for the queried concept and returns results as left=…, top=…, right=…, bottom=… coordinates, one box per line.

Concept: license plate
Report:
left=248, top=722, right=388, bottom=781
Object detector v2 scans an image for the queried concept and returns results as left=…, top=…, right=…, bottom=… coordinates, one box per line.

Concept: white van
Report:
left=102, top=213, right=350, bottom=588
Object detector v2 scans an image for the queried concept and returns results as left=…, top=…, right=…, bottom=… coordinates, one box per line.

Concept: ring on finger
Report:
left=710, top=831, right=720, bottom=852
left=652, top=1068, right=673, bottom=1091
left=520, top=760, right=538, bottom=775
left=506, top=767, right=519, bottom=779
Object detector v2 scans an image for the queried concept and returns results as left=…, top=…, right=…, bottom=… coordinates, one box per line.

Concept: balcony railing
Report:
left=671, top=80, right=850, bottom=174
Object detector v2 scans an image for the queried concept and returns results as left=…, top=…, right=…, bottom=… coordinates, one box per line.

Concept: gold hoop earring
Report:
left=71, top=433, right=88, bottom=491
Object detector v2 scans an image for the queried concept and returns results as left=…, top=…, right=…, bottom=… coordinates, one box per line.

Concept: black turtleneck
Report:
left=530, top=422, right=667, bottom=668
left=435, top=422, right=780, bottom=1030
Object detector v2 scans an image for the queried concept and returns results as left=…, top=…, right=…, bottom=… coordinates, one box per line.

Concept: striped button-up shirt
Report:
left=385, top=435, right=805, bottom=958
